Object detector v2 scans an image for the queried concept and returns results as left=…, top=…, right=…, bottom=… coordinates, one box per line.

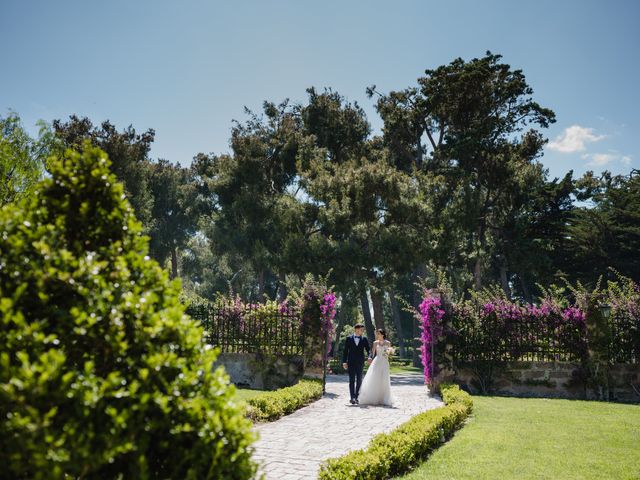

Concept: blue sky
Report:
left=1, top=0, right=638, bottom=180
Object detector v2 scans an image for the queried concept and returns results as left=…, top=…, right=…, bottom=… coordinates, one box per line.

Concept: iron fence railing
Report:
left=449, top=313, right=639, bottom=364
left=186, top=302, right=304, bottom=356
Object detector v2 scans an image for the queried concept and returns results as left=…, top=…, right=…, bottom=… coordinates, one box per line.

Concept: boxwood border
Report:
left=318, top=383, right=473, bottom=479
left=244, top=377, right=324, bottom=421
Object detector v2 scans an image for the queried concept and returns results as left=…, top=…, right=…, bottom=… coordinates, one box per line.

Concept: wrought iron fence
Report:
left=451, top=318, right=575, bottom=363
left=608, top=312, right=640, bottom=364
left=449, top=312, right=639, bottom=364
left=186, top=302, right=304, bottom=356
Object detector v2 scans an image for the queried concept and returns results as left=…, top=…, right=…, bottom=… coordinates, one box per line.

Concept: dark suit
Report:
left=342, top=334, right=371, bottom=400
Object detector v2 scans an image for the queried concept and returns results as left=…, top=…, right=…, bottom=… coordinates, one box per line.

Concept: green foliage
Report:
left=0, top=145, right=257, bottom=479
left=318, top=384, right=472, bottom=480
left=568, top=170, right=640, bottom=284
left=245, top=378, right=323, bottom=421
left=6, top=52, right=634, bottom=359
left=0, top=111, right=56, bottom=207
left=147, top=159, right=198, bottom=277
left=439, top=383, right=474, bottom=412
left=176, top=53, right=637, bottom=313
left=178, top=288, right=211, bottom=309
left=191, top=100, right=305, bottom=299
left=370, top=51, right=560, bottom=293
left=301, top=87, right=370, bottom=164
left=52, top=115, right=156, bottom=227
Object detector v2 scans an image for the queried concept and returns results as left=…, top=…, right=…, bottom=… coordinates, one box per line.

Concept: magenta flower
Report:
left=419, top=293, right=445, bottom=384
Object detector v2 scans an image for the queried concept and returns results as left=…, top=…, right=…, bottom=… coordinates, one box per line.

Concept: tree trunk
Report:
left=473, top=257, right=482, bottom=290
left=411, top=264, right=428, bottom=367
left=359, top=288, right=376, bottom=342
left=474, top=222, right=486, bottom=290
left=170, top=247, right=178, bottom=279
left=258, top=270, right=265, bottom=299
left=276, top=273, right=288, bottom=302
left=369, top=287, right=386, bottom=331
left=415, top=131, right=424, bottom=169
left=389, top=290, right=406, bottom=357
left=333, top=294, right=352, bottom=356
left=499, top=257, right=510, bottom=298
left=519, top=271, right=532, bottom=303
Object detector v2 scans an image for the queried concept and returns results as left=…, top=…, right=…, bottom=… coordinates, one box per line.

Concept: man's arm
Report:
left=365, top=338, right=371, bottom=359
left=342, top=337, right=350, bottom=365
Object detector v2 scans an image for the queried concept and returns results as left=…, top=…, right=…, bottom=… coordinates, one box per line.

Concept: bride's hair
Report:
left=377, top=328, right=386, bottom=339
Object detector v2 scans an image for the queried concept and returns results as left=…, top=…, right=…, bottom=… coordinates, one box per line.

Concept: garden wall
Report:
left=215, top=353, right=304, bottom=390
left=451, top=361, right=640, bottom=402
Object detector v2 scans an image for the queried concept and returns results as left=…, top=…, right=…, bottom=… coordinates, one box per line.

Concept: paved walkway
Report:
left=251, top=373, right=444, bottom=480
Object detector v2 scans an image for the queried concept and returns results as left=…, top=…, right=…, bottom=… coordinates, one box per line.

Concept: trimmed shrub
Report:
left=0, top=145, right=257, bottom=479
left=439, top=382, right=474, bottom=412
left=318, top=383, right=472, bottom=480
left=245, top=378, right=323, bottom=421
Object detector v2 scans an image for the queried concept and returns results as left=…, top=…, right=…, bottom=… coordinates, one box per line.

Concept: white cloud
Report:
left=548, top=125, right=605, bottom=153
left=583, top=153, right=616, bottom=166
left=582, top=153, right=633, bottom=167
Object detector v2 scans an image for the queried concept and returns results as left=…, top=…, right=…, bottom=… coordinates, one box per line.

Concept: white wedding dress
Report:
left=358, top=340, right=393, bottom=406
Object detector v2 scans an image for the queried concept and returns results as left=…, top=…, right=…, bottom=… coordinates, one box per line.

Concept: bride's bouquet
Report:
left=382, top=346, right=395, bottom=359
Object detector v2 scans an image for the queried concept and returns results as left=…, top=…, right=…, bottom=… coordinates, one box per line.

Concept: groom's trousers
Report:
left=348, top=362, right=364, bottom=399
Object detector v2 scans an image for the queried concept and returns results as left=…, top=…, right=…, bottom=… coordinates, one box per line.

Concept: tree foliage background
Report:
left=4, top=51, right=638, bottom=353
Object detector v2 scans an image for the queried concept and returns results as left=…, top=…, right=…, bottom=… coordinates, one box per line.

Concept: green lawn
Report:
left=234, top=388, right=266, bottom=402
left=399, top=396, right=640, bottom=480
left=389, top=364, right=423, bottom=374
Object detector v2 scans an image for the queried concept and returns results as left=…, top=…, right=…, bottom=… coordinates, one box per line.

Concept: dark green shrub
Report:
left=0, top=145, right=257, bottom=479
left=246, top=378, right=323, bottom=421
left=318, top=383, right=473, bottom=479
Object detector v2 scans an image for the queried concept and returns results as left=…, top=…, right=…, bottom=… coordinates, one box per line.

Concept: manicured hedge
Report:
left=0, top=146, right=257, bottom=479
left=245, top=378, right=323, bottom=421
left=318, top=383, right=473, bottom=480
left=440, top=382, right=474, bottom=412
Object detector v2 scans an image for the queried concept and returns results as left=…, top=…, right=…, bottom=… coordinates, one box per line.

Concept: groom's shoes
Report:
left=354, top=398, right=359, bottom=405
left=350, top=398, right=356, bottom=405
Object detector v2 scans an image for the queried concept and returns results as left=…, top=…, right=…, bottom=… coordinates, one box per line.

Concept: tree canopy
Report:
left=10, top=52, right=636, bottom=350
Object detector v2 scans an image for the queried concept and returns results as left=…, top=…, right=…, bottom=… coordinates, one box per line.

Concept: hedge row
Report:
left=318, top=383, right=473, bottom=480
left=440, top=382, right=474, bottom=411
left=245, top=378, right=324, bottom=421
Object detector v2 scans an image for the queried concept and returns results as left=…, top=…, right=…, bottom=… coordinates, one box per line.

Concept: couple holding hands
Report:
left=341, top=323, right=393, bottom=406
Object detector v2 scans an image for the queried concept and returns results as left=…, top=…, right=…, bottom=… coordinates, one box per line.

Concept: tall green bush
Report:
left=0, top=145, right=257, bottom=479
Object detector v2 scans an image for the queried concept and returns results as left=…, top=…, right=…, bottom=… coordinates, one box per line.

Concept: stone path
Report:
left=251, top=373, right=444, bottom=480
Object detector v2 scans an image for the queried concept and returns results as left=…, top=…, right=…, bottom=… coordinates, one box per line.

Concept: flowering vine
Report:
left=297, top=277, right=338, bottom=373
left=476, top=297, right=588, bottom=360
left=419, top=292, right=445, bottom=385
left=320, top=291, right=337, bottom=353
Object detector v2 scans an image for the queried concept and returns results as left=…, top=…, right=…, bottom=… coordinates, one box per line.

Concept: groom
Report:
left=342, top=323, right=372, bottom=404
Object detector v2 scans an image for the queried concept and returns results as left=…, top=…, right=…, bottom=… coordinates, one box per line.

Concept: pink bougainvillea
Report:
left=462, top=298, right=587, bottom=359
left=320, top=291, right=337, bottom=353
left=419, top=292, right=445, bottom=385
left=300, top=282, right=338, bottom=357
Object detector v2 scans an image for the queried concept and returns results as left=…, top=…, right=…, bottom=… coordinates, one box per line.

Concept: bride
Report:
left=358, top=329, right=394, bottom=406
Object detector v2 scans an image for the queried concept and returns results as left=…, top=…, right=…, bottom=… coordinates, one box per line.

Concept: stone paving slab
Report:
left=252, top=373, right=444, bottom=479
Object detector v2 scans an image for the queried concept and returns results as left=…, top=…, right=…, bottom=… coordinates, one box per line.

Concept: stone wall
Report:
left=215, top=353, right=304, bottom=390
left=449, top=361, right=640, bottom=403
